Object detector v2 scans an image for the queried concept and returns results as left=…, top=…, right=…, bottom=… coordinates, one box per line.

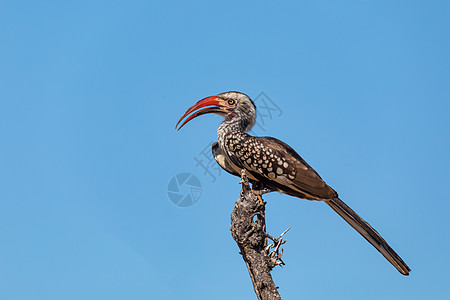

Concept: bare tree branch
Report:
left=230, top=173, right=288, bottom=300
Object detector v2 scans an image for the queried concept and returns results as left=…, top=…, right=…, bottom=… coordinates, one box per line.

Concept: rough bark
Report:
left=230, top=174, right=287, bottom=300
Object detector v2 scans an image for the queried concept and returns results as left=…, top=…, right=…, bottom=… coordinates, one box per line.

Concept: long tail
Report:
left=325, top=197, right=410, bottom=275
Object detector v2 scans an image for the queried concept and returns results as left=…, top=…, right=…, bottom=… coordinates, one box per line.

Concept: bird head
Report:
left=176, top=91, right=256, bottom=131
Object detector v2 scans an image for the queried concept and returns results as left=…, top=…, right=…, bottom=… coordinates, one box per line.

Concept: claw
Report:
left=255, top=193, right=265, bottom=206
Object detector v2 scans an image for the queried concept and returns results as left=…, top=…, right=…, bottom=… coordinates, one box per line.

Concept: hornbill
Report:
left=176, top=91, right=410, bottom=276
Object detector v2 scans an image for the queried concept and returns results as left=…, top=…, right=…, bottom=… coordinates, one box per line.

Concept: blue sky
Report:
left=1, top=0, right=449, bottom=299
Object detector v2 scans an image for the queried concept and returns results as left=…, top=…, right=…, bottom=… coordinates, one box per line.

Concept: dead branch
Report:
left=230, top=172, right=289, bottom=300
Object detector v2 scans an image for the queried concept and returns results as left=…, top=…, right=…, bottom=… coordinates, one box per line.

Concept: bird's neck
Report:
left=217, top=115, right=255, bottom=148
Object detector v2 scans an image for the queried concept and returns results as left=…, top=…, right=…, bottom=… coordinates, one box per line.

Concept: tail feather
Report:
left=325, top=197, right=410, bottom=275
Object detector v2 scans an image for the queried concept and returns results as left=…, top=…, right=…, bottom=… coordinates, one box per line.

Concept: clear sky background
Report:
left=1, top=1, right=449, bottom=299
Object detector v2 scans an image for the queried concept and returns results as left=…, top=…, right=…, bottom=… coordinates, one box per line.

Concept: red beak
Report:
left=176, top=96, right=227, bottom=130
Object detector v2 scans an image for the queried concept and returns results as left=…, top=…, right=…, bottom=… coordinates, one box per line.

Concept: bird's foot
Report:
left=264, top=227, right=291, bottom=269
left=239, top=169, right=249, bottom=186
left=251, top=188, right=273, bottom=196
left=251, top=182, right=274, bottom=205
left=251, top=192, right=265, bottom=206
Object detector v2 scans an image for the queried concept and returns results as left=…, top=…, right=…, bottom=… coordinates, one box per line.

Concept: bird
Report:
left=176, top=91, right=410, bottom=276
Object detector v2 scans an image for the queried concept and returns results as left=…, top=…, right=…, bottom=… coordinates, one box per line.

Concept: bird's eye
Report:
left=228, top=99, right=236, bottom=105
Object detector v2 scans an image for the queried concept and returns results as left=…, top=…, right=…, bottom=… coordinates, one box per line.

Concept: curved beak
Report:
left=176, top=96, right=227, bottom=130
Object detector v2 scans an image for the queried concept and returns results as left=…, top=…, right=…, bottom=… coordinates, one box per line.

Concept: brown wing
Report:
left=224, top=134, right=410, bottom=275
left=230, top=134, right=337, bottom=200
left=259, top=136, right=337, bottom=200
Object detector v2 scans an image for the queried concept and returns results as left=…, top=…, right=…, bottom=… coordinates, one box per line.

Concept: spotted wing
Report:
left=230, top=134, right=337, bottom=200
